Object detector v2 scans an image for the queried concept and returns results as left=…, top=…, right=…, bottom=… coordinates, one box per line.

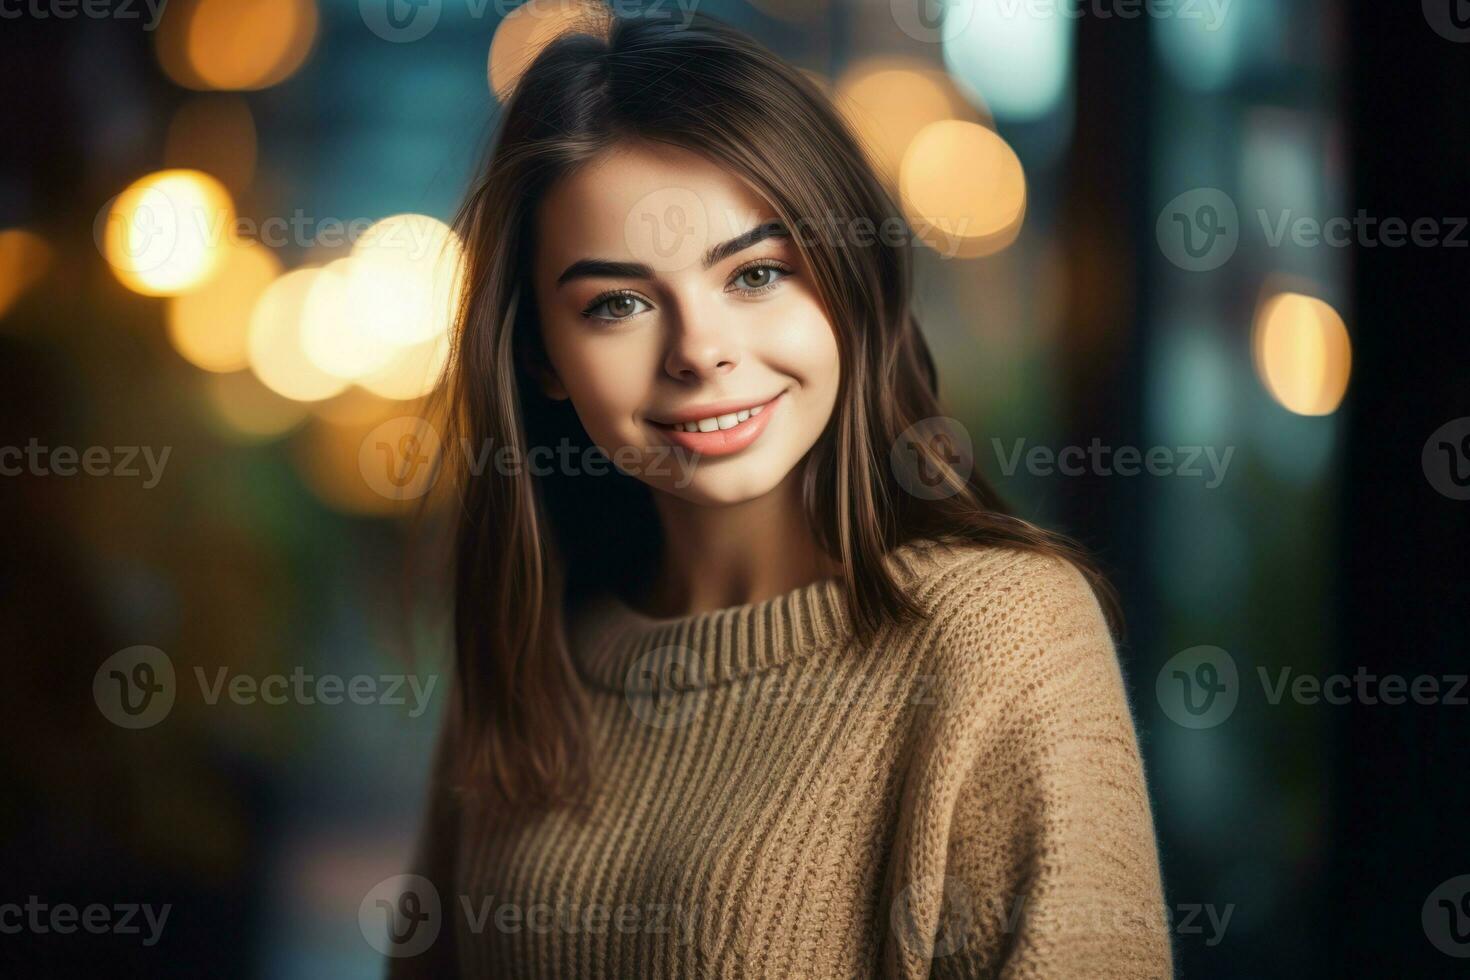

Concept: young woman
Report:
left=391, top=10, right=1170, bottom=979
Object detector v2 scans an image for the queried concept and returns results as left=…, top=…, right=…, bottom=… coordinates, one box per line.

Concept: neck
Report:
left=640, top=468, right=841, bottom=617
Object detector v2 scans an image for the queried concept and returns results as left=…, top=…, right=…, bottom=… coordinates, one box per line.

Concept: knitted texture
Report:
left=391, top=539, right=1172, bottom=979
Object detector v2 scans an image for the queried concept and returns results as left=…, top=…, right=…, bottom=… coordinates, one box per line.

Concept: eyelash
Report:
left=578, top=259, right=794, bottom=321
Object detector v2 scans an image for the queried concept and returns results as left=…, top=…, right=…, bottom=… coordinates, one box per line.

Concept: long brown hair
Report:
left=436, top=9, right=1121, bottom=812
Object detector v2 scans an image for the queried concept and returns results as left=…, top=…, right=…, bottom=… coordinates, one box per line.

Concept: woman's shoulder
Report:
left=885, top=536, right=1097, bottom=617
left=885, top=536, right=1116, bottom=686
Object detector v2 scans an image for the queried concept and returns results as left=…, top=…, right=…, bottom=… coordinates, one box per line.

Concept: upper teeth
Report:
left=676, top=405, right=761, bottom=432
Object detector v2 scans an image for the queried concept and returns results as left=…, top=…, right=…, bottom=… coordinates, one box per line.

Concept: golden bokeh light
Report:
left=899, top=120, right=1027, bottom=259
left=310, top=387, right=399, bottom=426
left=0, top=229, right=53, bottom=320
left=101, top=169, right=235, bottom=296
left=167, top=240, right=282, bottom=372
left=158, top=0, right=318, bottom=91
left=300, top=258, right=403, bottom=381
left=358, top=330, right=451, bottom=402
left=488, top=0, right=611, bottom=102
left=165, top=96, right=258, bottom=194
left=836, top=58, right=976, bottom=185
left=247, top=267, right=350, bottom=402
left=348, top=213, right=465, bottom=347
left=204, top=369, right=309, bottom=442
left=1252, top=291, right=1352, bottom=416
left=154, top=1, right=204, bottom=89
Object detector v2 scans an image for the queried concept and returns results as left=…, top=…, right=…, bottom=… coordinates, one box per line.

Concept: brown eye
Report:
left=731, top=263, right=790, bottom=293
left=582, top=291, right=652, bottom=321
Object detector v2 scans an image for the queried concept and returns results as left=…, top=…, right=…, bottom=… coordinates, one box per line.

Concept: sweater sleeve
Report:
left=384, top=695, right=462, bottom=978
left=885, top=550, right=1172, bottom=980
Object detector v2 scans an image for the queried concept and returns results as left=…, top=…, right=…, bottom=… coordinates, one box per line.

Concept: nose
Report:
left=662, top=296, right=740, bottom=382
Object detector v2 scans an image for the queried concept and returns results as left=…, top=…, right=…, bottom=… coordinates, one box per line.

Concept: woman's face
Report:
left=531, top=141, right=841, bottom=506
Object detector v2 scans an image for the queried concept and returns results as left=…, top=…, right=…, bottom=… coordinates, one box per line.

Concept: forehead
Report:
left=534, top=141, right=780, bottom=276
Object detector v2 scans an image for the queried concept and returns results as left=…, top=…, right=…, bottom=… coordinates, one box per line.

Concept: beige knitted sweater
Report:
left=390, top=539, right=1172, bottom=978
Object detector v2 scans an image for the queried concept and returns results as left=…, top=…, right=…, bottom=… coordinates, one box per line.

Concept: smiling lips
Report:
left=651, top=391, right=786, bottom=457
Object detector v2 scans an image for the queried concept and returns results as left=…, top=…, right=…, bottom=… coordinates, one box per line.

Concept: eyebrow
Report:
left=555, top=220, right=790, bottom=287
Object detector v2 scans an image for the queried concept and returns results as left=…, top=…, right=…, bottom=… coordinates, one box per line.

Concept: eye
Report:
left=581, top=290, right=652, bottom=321
left=728, top=260, right=792, bottom=295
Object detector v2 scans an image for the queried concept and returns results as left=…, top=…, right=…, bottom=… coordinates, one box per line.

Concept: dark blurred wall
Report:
left=1336, top=2, right=1470, bottom=974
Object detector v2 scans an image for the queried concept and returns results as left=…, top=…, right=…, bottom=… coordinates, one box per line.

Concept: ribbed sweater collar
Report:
left=568, top=538, right=951, bottom=693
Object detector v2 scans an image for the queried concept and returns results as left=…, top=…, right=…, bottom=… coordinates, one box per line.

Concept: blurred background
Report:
left=1, top=0, right=1466, bottom=976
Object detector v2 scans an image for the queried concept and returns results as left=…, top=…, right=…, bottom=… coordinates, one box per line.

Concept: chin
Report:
left=654, top=464, right=792, bottom=508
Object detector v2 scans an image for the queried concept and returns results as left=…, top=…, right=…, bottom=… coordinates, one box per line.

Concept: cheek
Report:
left=766, top=297, right=841, bottom=393
left=545, top=329, right=657, bottom=438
